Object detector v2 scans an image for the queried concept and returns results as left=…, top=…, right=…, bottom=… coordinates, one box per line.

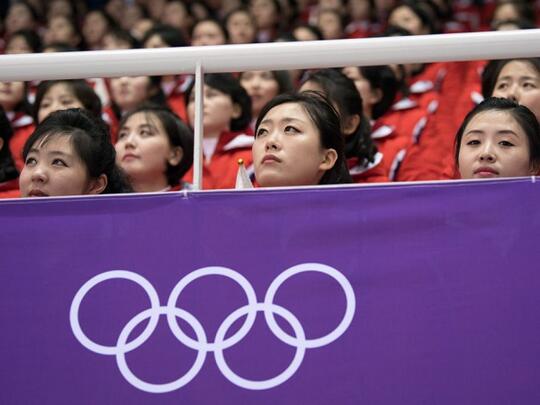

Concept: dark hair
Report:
left=492, top=0, right=535, bottom=26
left=6, top=28, right=42, bottom=53
left=22, top=108, right=132, bottom=194
left=302, top=69, right=378, bottom=165
left=359, top=65, right=398, bottom=119
left=481, top=58, right=540, bottom=99
left=255, top=91, right=352, bottom=185
left=33, top=80, right=102, bottom=123
left=454, top=97, right=540, bottom=170
left=43, top=42, right=78, bottom=52
left=388, top=0, right=437, bottom=34
left=239, top=70, right=294, bottom=94
left=118, top=104, right=194, bottom=186
left=292, top=23, right=323, bottom=41
left=142, top=24, right=187, bottom=48
left=190, top=17, right=229, bottom=43
left=0, top=106, right=19, bottom=183
left=185, top=73, right=252, bottom=132
left=105, top=27, right=141, bottom=49
left=110, top=75, right=165, bottom=119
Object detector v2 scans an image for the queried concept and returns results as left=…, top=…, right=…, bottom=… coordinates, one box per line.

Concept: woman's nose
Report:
left=479, top=150, right=496, bottom=162
left=30, top=165, right=47, bottom=183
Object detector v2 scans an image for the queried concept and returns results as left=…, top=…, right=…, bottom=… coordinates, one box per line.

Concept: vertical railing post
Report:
left=193, top=61, right=204, bottom=190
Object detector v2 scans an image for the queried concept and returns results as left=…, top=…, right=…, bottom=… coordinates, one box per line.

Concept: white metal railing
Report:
left=1, top=30, right=540, bottom=189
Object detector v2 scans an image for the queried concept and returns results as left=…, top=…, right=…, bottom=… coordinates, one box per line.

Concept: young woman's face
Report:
left=83, top=11, right=109, bottom=46
left=492, top=60, right=540, bottom=121
left=44, top=16, right=78, bottom=46
left=143, top=34, right=168, bottom=48
left=458, top=109, right=534, bottom=179
left=0, top=81, right=25, bottom=112
left=38, top=83, right=84, bottom=124
left=191, top=21, right=226, bottom=46
left=240, top=71, right=280, bottom=118
left=250, top=0, right=277, bottom=30
left=161, top=1, right=190, bottom=31
left=5, top=3, right=35, bottom=34
left=388, top=5, right=426, bottom=35
left=115, top=112, right=181, bottom=190
left=5, top=35, right=33, bottom=54
left=253, top=102, right=335, bottom=187
left=226, top=11, right=256, bottom=44
left=317, top=11, right=343, bottom=40
left=492, top=3, right=520, bottom=25
left=187, top=84, right=239, bottom=136
left=110, top=76, right=153, bottom=112
left=342, top=66, right=376, bottom=118
left=20, top=135, right=99, bottom=197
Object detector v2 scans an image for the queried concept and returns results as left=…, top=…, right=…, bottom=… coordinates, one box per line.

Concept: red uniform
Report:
left=348, top=152, right=389, bottom=183
left=7, top=112, right=35, bottom=171
left=0, top=178, right=20, bottom=199
left=183, top=130, right=254, bottom=190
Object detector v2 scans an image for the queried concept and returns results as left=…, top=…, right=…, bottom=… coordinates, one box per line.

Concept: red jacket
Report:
left=348, top=152, right=389, bottom=183
left=183, top=130, right=254, bottom=190
left=7, top=112, right=34, bottom=171
left=0, top=178, right=20, bottom=199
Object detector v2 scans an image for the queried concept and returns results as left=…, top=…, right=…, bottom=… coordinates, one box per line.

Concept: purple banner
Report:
left=1, top=179, right=540, bottom=404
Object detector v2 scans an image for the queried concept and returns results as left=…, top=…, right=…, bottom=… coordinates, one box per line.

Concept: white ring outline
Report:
left=70, top=270, right=160, bottom=355
left=264, top=263, right=356, bottom=349
left=214, top=303, right=306, bottom=390
left=116, top=307, right=207, bottom=393
left=166, top=266, right=257, bottom=351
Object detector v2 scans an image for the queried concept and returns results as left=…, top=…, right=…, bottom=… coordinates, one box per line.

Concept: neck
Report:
left=131, top=176, right=170, bottom=193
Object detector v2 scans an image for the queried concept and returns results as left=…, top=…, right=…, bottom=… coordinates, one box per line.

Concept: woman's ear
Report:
left=529, top=161, right=540, bottom=176
left=343, top=114, right=361, bottom=136
left=0, top=138, right=4, bottom=151
left=168, top=146, right=183, bottom=166
left=368, top=88, right=383, bottom=106
left=232, top=103, right=242, bottom=119
left=319, top=148, right=338, bottom=171
left=87, top=174, right=108, bottom=195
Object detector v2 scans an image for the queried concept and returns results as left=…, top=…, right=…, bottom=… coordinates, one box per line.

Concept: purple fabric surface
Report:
left=1, top=179, right=539, bottom=404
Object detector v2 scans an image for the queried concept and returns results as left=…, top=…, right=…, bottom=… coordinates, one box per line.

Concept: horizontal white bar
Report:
left=1, top=30, right=540, bottom=81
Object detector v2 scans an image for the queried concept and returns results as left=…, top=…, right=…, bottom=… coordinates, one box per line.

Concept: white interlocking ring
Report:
left=264, top=263, right=356, bottom=349
left=70, top=263, right=356, bottom=393
left=70, top=270, right=161, bottom=355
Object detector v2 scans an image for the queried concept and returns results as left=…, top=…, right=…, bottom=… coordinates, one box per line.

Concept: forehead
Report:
left=465, top=109, right=522, bottom=132
left=264, top=102, right=313, bottom=123
left=125, top=111, right=161, bottom=127
left=33, top=132, right=74, bottom=151
left=46, top=82, right=74, bottom=96
left=195, top=21, right=221, bottom=32
left=498, top=60, right=540, bottom=80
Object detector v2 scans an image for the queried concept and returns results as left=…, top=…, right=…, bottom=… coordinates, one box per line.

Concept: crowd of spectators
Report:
left=1, top=0, right=540, bottom=198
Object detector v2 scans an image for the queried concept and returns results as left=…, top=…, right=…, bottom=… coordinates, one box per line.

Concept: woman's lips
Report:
left=261, top=154, right=281, bottom=164
left=474, top=167, right=499, bottom=177
left=28, top=189, right=49, bottom=197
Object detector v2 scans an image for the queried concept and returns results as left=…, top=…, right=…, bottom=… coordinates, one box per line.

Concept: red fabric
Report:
left=183, top=129, right=254, bottom=190
left=102, top=105, right=119, bottom=144
left=395, top=61, right=485, bottom=181
left=8, top=116, right=35, bottom=172
left=373, top=99, right=432, bottom=179
left=0, top=178, right=20, bottom=199
left=347, top=154, right=389, bottom=183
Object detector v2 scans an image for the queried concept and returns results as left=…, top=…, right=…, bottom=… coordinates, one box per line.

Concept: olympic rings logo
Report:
left=69, top=263, right=356, bottom=393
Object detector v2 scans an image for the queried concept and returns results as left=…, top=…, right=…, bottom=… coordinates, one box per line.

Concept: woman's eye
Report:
left=61, top=98, right=75, bottom=105
left=499, top=140, right=514, bottom=147
left=466, top=139, right=480, bottom=146
left=523, top=82, right=537, bottom=89
left=140, top=129, right=152, bottom=137
left=255, top=128, right=267, bottom=138
left=25, top=157, right=37, bottom=166
left=117, top=131, right=127, bottom=139
left=284, top=125, right=299, bottom=134
left=496, top=82, right=508, bottom=90
left=52, top=158, right=67, bottom=167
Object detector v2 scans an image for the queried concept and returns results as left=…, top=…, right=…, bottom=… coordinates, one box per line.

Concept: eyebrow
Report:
left=497, top=75, right=538, bottom=81
left=464, top=129, right=520, bottom=137
left=259, top=117, right=303, bottom=126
